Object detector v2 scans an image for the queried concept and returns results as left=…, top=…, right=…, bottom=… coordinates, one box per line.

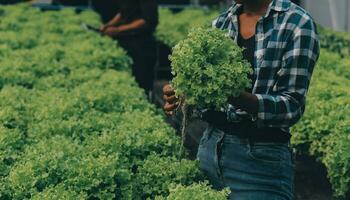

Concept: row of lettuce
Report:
left=0, top=4, right=230, bottom=200
left=157, top=8, right=350, bottom=199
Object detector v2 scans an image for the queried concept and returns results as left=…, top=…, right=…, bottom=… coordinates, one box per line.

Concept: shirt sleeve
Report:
left=139, top=0, right=159, bottom=30
left=255, top=16, right=320, bottom=128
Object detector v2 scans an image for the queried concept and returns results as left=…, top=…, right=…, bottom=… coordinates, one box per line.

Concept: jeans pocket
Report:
left=198, top=127, right=213, bottom=148
left=248, top=144, right=286, bottom=164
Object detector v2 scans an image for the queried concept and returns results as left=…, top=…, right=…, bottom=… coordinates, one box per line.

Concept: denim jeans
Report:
left=197, top=126, right=295, bottom=200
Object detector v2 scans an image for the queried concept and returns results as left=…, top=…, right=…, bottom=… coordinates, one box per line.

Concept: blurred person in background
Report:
left=163, top=0, right=319, bottom=199
left=100, top=0, right=158, bottom=95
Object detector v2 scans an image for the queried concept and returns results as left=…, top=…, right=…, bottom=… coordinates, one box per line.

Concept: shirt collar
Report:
left=230, top=0, right=291, bottom=18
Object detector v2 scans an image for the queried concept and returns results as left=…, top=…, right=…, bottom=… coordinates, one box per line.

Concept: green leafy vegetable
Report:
left=170, top=27, right=252, bottom=110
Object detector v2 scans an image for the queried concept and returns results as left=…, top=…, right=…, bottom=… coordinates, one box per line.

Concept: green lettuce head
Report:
left=170, top=27, right=252, bottom=110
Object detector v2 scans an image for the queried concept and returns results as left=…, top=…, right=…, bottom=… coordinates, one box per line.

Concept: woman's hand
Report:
left=102, top=26, right=121, bottom=37
left=100, top=24, right=111, bottom=32
left=163, top=84, right=179, bottom=116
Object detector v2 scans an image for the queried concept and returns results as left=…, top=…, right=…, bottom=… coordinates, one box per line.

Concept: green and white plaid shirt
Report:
left=214, top=0, right=320, bottom=129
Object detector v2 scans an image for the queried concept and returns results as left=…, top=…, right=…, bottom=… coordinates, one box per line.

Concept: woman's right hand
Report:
left=163, top=84, right=179, bottom=116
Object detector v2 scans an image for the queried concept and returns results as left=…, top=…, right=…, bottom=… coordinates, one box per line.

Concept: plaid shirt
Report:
left=213, top=0, right=320, bottom=129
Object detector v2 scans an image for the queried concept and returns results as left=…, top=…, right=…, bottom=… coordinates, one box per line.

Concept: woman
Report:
left=101, top=0, right=158, bottom=95
left=163, top=0, right=320, bottom=199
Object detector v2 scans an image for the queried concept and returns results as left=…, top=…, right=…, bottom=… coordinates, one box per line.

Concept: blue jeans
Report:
left=197, top=126, right=295, bottom=200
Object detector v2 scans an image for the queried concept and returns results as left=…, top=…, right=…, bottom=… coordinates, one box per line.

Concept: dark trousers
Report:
left=117, top=33, right=157, bottom=94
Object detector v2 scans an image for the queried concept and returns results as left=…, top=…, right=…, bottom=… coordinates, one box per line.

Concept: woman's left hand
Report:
left=102, top=27, right=121, bottom=37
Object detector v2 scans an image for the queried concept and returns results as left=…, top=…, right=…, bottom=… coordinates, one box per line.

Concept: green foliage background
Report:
left=0, top=4, right=228, bottom=200
left=1, top=4, right=350, bottom=199
left=156, top=9, right=219, bottom=47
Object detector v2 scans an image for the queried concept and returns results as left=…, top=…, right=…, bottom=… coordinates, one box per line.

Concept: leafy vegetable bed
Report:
left=156, top=9, right=219, bottom=47
left=0, top=4, right=229, bottom=200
